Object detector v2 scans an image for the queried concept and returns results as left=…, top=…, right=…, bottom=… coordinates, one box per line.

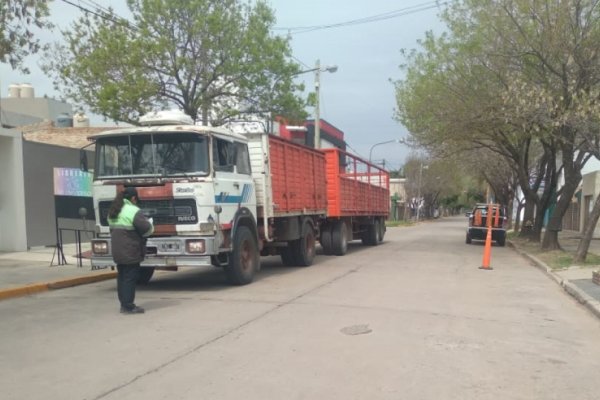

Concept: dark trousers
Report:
left=117, top=263, right=140, bottom=310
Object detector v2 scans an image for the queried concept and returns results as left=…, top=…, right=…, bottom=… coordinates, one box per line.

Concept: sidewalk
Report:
left=509, top=230, right=600, bottom=319
left=1, top=232, right=600, bottom=320
left=0, top=243, right=116, bottom=301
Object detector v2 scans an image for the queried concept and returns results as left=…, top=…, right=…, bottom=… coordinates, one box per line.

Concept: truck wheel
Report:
left=137, top=267, right=155, bottom=284
left=466, top=232, right=472, bottom=244
left=225, top=226, right=259, bottom=285
left=377, top=218, right=386, bottom=243
left=331, top=220, right=348, bottom=256
left=362, top=220, right=379, bottom=246
left=293, top=221, right=316, bottom=266
left=320, top=224, right=333, bottom=255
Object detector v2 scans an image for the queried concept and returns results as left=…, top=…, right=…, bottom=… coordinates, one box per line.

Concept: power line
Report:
left=59, top=0, right=137, bottom=31
left=275, top=1, right=449, bottom=35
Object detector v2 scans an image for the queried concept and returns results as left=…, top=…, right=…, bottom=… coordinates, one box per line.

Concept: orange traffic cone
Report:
left=479, top=224, right=493, bottom=270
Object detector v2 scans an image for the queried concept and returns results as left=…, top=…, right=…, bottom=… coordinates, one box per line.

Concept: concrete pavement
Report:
left=0, top=243, right=116, bottom=300
left=1, top=228, right=599, bottom=320
left=509, top=230, right=600, bottom=319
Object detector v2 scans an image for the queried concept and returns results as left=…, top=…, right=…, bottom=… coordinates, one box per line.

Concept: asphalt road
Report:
left=2, top=217, right=600, bottom=400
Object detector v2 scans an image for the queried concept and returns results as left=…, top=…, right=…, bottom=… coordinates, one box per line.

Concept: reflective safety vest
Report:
left=108, top=199, right=153, bottom=264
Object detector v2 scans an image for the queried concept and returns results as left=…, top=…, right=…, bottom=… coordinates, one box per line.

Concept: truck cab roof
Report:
left=87, top=124, right=249, bottom=142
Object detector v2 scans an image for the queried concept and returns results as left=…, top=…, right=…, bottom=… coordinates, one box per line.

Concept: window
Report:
left=95, top=133, right=209, bottom=178
left=213, top=138, right=235, bottom=172
left=235, top=142, right=252, bottom=175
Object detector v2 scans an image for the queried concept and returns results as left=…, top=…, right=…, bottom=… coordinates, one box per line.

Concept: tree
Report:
left=395, top=21, right=553, bottom=241
left=1, top=0, right=53, bottom=73
left=44, top=0, right=307, bottom=125
left=395, top=0, right=600, bottom=247
left=403, top=154, right=468, bottom=219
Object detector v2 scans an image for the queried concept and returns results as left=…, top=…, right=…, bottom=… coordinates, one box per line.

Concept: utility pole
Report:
left=314, top=59, right=321, bottom=149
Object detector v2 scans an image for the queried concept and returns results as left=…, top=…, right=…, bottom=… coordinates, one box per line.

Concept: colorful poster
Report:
left=53, top=168, right=93, bottom=197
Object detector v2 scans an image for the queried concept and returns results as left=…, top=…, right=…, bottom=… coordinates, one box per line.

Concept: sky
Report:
left=0, top=0, right=447, bottom=170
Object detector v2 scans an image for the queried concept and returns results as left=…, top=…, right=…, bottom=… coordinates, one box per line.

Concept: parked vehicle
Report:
left=465, top=203, right=507, bottom=246
left=84, top=112, right=389, bottom=285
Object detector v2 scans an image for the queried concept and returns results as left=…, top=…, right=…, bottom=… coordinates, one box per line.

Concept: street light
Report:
left=368, top=139, right=403, bottom=163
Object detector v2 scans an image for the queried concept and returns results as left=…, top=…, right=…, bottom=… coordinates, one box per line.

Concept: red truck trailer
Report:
left=247, top=133, right=389, bottom=266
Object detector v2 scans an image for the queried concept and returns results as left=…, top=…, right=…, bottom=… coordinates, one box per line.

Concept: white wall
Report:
left=0, top=129, right=27, bottom=251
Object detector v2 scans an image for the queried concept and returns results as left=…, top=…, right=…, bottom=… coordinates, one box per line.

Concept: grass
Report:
left=509, top=233, right=600, bottom=270
left=385, top=220, right=414, bottom=228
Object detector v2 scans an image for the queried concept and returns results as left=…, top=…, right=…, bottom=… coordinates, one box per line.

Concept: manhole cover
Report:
left=340, top=324, right=372, bottom=336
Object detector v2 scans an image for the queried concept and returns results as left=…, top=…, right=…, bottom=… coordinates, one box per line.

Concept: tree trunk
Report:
left=574, top=193, right=600, bottom=262
left=519, top=194, right=537, bottom=239
left=514, top=198, right=524, bottom=233
left=542, top=153, right=582, bottom=250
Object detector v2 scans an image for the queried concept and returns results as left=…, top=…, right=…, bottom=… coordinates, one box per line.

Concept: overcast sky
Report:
left=0, top=0, right=446, bottom=170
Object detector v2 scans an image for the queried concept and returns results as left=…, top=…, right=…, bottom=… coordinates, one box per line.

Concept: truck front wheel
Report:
left=225, top=226, right=259, bottom=285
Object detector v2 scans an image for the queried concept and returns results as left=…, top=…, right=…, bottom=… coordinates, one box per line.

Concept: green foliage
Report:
left=394, top=0, right=600, bottom=243
left=44, top=0, right=307, bottom=124
left=0, top=0, right=53, bottom=73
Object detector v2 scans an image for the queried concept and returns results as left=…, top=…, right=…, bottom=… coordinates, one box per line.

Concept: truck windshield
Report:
left=95, top=132, right=209, bottom=178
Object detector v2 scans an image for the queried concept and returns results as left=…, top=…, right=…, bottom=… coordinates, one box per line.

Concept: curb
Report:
left=0, top=272, right=117, bottom=302
left=508, top=240, right=600, bottom=319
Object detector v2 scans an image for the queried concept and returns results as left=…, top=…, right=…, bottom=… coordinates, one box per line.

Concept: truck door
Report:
left=212, top=137, right=256, bottom=226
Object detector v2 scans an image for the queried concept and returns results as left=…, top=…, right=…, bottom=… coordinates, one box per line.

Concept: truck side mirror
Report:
left=80, top=149, right=88, bottom=172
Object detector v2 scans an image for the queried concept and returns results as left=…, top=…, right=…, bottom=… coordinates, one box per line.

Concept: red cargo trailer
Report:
left=320, top=148, right=390, bottom=255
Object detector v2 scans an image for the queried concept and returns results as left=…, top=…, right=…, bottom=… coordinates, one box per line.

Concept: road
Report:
left=1, top=217, right=600, bottom=400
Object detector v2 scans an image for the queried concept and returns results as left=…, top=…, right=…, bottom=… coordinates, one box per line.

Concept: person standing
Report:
left=107, top=187, right=154, bottom=314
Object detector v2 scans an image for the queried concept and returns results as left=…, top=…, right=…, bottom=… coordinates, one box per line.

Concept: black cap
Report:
left=123, top=187, right=138, bottom=200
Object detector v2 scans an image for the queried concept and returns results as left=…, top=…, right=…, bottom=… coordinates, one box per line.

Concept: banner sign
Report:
left=53, top=168, right=92, bottom=197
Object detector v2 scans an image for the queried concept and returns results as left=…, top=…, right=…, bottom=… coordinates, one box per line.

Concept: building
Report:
left=1, top=89, right=114, bottom=251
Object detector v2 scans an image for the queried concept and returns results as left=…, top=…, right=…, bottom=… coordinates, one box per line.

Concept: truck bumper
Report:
left=91, top=236, right=220, bottom=269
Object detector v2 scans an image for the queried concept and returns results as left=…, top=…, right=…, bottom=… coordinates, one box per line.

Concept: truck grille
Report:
left=99, top=198, right=198, bottom=226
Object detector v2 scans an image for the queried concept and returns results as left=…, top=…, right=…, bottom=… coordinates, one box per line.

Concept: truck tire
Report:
left=331, top=220, right=348, bottom=256
left=320, top=224, right=333, bottom=255
left=225, top=226, right=259, bottom=285
left=137, top=267, right=155, bottom=284
left=377, top=218, right=386, bottom=243
left=466, top=232, right=472, bottom=244
left=362, top=219, right=379, bottom=246
left=292, top=221, right=316, bottom=266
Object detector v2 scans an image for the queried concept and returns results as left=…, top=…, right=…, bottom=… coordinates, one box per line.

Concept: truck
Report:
left=85, top=112, right=389, bottom=285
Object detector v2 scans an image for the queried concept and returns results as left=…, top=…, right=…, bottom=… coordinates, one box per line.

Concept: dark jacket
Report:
left=108, top=199, right=154, bottom=265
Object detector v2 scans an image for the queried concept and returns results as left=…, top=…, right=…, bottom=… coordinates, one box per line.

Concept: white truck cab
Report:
left=86, top=111, right=259, bottom=285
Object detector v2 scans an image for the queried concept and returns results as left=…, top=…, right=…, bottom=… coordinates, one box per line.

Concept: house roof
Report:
left=21, top=122, right=118, bottom=149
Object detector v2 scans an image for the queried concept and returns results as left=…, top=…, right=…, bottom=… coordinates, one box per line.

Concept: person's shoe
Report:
left=120, top=306, right=145, bottom=314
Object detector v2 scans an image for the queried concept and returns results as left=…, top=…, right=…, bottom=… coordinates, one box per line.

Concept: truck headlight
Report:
left=186, top=239, right=205, bottom=253
left=92, top=240, right=109, bottom=255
